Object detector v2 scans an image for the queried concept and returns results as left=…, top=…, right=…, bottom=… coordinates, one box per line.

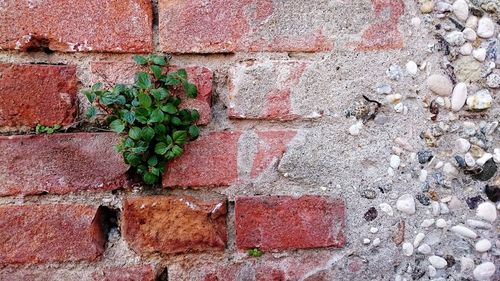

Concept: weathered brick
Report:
left=250, top=131, right=297, bottom=178
left=0, top=204, right=106, bottom=265
left=0, top=0, right=152, bottom=53
left=158, top=0, right=333, bottom=53
left=163, top=131, right=241, bottom=188
left=168, top=252, right=335, bottom=280
left=235, top=196, right=345, bottom=250
left=228, top=61, right=310, bottom=120
left=0, top=133, right=129, bottom=196
left=92, top=265, right=156, bottom=281
left=0, top=64, right=77, bottom=131
left=122, top=196, right=227, bottom=254
left=90, top=62, right=213, bottom=125
left=354, top=0, right=405, bottom=51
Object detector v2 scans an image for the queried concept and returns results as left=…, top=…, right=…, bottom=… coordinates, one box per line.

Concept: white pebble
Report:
left=428, top=265, right=437, bottom=277
left=402, top=242, right=413, bottom=256
left=465, top=153, right=476, bottom=167
left=390, top=155, right=401, bottom=169
left=493, top=148, right=500, bottom=163
left=463, top=27, right=477, bottom=41
left=450, top=225, right=477, bottom=239
left=473, top=48, right=487, bottom=62
left=396, top=194, right=416, bottom=215
left=413, top=233, right=425, bottom=247
left=406, top=61, right=418, bottom=76
left=451, top=83, right=468, bottom=112
left=467, top=90, right=492, bottom=110
left=476, top=202, right=497, bottom=222
left=466, top=16, right=478, bottom=29
left=473, top=262, right=496, bottom=281
left=387, top=167, right=395, bottom=177
left=466, top=219, right=492, bottom=229
left=455, top=137, right=470, bottom=153
left=363, top=238, right=371, bottom=244
left=370, top=227, right=378, bottom=234
left=419, top=169, right=428, bottom=182
left=418, top=243, right=432, bottom=255
left=475, top=239, right=492, bottom=252
left=476, top=153, right=493, bottom=166
left=421, top=219, right=435, bottom=228
left=372, top=238, right=381, bottom=246
left=431, top=201, right=440, bottom=216
left=459, top=43, right=473, bottom=55
left=440, top=202, right=449, bottom=214
left=427, top=74, right=453, bottom=96
left=452, top=0, right=469, bottom=21
left=394, top=102, right=404, bottom=113
left=435, top=161, right=444, bottom=169
left=428, top=256, right=447, bottom=269
left=386, top=93, right=402, bottom=104
left=477, top=17, right=495, bottom=38
left=435, top=218, right=447, bottom=228
left=379, top=203, right=394, bottom=216
left=349, top=122, right=363, bottom=136
left=411, top=17, right=421, bottom=27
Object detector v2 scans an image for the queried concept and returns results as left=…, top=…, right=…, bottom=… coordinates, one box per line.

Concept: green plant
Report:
left=35, top=124, right=62, bottom=134
left=247, top=248, right=264, bottom=257
left=84, top=54, right=200, bottom=185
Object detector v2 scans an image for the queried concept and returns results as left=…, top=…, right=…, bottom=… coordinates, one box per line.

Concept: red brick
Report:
left=122, top=196, right=227, bottom=254
left=0, top=0, right=152, bottom=53
left=354, top=0, right=405, bottom=51
left=228, top=61, right=310, bottom=121
left=0, top=133, right=129, bottom=196
left=163, top=131, right=241, bottom=188
left=158, top=0, right=332, bottom=53
left=0, top=64, right=77, bottom=131
left=90, top=62, right=213, bottom=125
left=235, top=196, right=345, bottom=250
left=0, top=204, right=106, bottom=265
left=92, top=265, right=156, bottom=281
left=251, top=131, right=297, bottom=178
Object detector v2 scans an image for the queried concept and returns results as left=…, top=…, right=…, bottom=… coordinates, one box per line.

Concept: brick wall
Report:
left=0, top=0, right=424, bottom=280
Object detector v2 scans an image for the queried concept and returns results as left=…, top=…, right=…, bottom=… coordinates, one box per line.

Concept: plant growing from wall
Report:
left=84, top=55, right=200, bottom=185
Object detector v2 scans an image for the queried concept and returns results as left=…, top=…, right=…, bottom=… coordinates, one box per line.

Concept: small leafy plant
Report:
left=35, top=124, right=62, bottom=134
left=84, top=54, right=200, bottom=185
left=247, top=248, right=264, bottom=257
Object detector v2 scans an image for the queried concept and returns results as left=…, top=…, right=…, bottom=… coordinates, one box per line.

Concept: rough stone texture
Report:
left=92, top=265, right=156, bottom=281
left=163, top=131, right=241, bottom=188
left=235, top=196, right=345, bottom=250
left=90, top=62, right=213, bottom=125
left=0, top=64, right=77, bottom=131
left=0, top=0, right=152, bottom=53
left=0, top=133, right=129, bottom=196
left=0, top=204, right=106, bottom=265
left=122, top=196, right=227, bottom=254
left=159, top=0, right=405, bottom=53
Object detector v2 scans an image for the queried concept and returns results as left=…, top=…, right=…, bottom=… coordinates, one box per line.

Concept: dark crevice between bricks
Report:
left=22, top=35, right=55, bottom=55
left=151, top=0, right=160, bottom=52
left=156, top=268, right=168, bottom=281
left=97, top=206, right=121, bottom=239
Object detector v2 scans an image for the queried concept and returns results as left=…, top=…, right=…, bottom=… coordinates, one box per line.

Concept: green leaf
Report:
left=171, top=116, right=181, bottom=126
left=124, top=137, right=135, bottom=147
left=143, top=172, right=158, bottom=185
left=91, top=82, right=103, bottom=91
left=86, top=107, right=97, bottom=119
left=138, top=92, right=152, bottom=108
left=109, top=119, right=125, bottom=133
left=150, top=166, right=161, bottom=176
left=115, top=95, right=126, bottom=105
left=133, top=55, right=148, bottom=65
left=151, top=55, right=167, bottom=66
left=100, top=92, right=117, bottom=105
left=176, top=69, right=188, bottom=79
left=141, top=127, right=155, bottom=141
left=125, top=153, right=141, bottom=166
left=161, top=103, right=177, bottom=114
left=184, top=82, right=198, bottom=98
left=149, top=109, right=165, bottom=123
left=162, top=74, right=180, bottom=86
left=84, top=91, right=96, bottom=103
left=129, top=127, right=142, bottom=140
left=150, top=65, right=162, bottom=79
left=151, top=88, right=168, bottom=101
left=136, top=72, right=152, bottom=89
left=188, top=125, right=200, bottom=138
left=173, top=131, right=187, bottom=145
left=123, top=110, right=136, bottom=124
left=171, top=145, right=183, bottom=157
left=154, top=124, right=167, bottom=136
left=154, top=142, right=168, bottom=155
left=147, top=155, right=158, bottom=166
left=248, top=248, right=264, bottom=257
